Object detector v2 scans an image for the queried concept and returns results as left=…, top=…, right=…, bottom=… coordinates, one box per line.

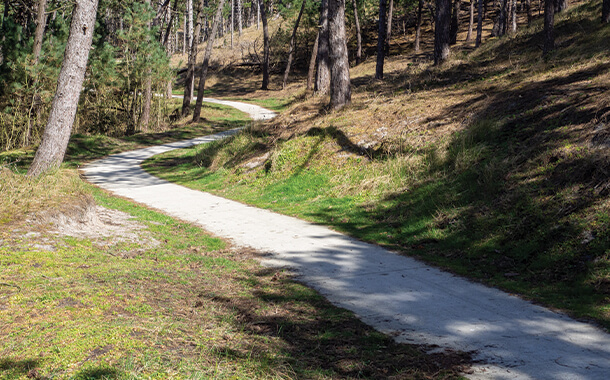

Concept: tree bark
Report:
left=193, top=0, right=226, bottom=121
left=527, top=0, right=533, bottom=24
left=316, top=0, right=330, bottom=94
left=351, top=0, right=362, bottom=64
left=283, top=0, right=307, bottom=89
left=141, top=0, right=153, bottom=131
left=450, top=0, right=461, bottom=44
left=476, top=0, right=483, bottom=47
left=386, top=0, right=393, bottom=54
left=603, top=0, right=610, bottom=23
left=510, top=0, right=517, bottom=33
left=466, top=0, right=474, bottom=41
left=238, top=0, right=242, bottom=35
left=182, top=0, right=205, bottom=116
left=328, top=0, right=351, bottom=109
left=32, top=0, right=47, bottom=63
left=434, top=0, right=451, bottom=64
left=554, top=0, right=567, bottom=13
left=414, top=0, right=423, bottom=52
left=307, top=33, right=319, bottom=91
left=543, top=0, right=554, bottom=55
left=28, top=0, right=99, bottom=177
left=231, top=0, right=234, bottom=48
left=375, top=0, right=387, bottom=79
left=259, top=0, right=270, bottom=90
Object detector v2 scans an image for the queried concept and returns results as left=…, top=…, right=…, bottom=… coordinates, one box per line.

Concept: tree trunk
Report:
left=527, top=0, right=532, bottom=24
left=192, top=0, right=226, bottom=122
left=182, top=12, right=186, bottom=53
left=260, top=0, right=270, bottom=90
left=328, top=0, right=351, bottom=109
left=32, top=0, right=47, bottom=63
left=28, top=0, right=99, bottom=177
left=543, top=0, right=554, bottom=55
left=231, top=0, right=234, bottom=48
left=415, top=0, right=423, bottom=52
left=351, top=0, right=362, bottom=64
left=141, top=0, right=153, bottom=131
left=603, top=0, right=610, bottom=23
left=554, top=0, right=567, bottom=13
left=257, top=0, right=260, bottom=29
left=466, top=0, right=474, bottom=41
left=386, top=0, right=393, bottom=54
left=307, top=33, right=319, bottom=91
left=182, top=0, right=205, bottom=116
left=476, top=0, right=483, bottom=47
left=238, top=0, right=242, bottom=35
left=434, top=0, right=451, bottom=65
left=316, top=0, right=330, bottom=94
left=375, top=0, right=387, bottom=79
left=450, top=0, right=461, bottom=44
left=510, top=0, right=517, bottom=33
left=283, top=0, right=307, bottom=89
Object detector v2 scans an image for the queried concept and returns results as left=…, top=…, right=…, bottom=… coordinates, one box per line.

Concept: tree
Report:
left=450, top=0, right=461, bottom=44
left=141, top=0, right=154, bottom=131
left=475, top=0, right=483, bottom=47
left=543, top=0, right=554, bottom=56
left=466, top=0, right=474, bottom=42
left=434, top=0, right=451, bottom=65
left=351, top=0, right=362, bottom=64
left=602, top=0, right=609, bottom=23
left=32, top=0, right=47, bottom=64
left=28, top=0, right=100, bottom=177
left=316, top=0, right=330, bottom=94
left=414, top=0, right=423, bottom=52
left=182, top=0, right=205, bottom=116
left=376, top=0, right=387, bottom=79
left=283, top=0, right=307, bottom=88
left=307, top=33, right=319, bottom=90
left=555, top=0, right=567, bottom=13
left=328, top=0, right=351, bottom=109
left=386, top=0, right=394, bottom=53
left=192, top=0, right=227, bottom=122
left=259, top=0, right=270, bottom=89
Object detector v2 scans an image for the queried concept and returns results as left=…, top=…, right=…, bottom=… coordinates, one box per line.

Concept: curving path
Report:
left=82, top=99, right=610, bottom=380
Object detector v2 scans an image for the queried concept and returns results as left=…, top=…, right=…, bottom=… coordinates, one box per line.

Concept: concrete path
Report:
left=82, top=99, right=610, bottom=380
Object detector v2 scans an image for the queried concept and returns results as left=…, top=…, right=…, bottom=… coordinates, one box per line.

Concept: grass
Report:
left=0, top=180, right=470, bottom=379
left=143, top=0, right=610, bottom=330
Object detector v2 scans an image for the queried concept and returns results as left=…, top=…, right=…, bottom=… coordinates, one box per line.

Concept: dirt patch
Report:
left=25, top=197, right=159, bottom=248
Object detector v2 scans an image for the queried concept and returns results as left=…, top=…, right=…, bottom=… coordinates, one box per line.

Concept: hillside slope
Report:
left=147, top=0, right=610, bottom=328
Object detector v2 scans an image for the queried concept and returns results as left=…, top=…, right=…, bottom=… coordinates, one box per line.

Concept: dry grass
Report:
left=0, top=168, right=91, bottom=225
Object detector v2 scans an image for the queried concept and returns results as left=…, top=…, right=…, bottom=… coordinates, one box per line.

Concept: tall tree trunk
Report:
left=328, top=0, right=351, bottom=109
left=375, top=0, right=387, bottom=79
left=307, top=33, right=319, bottom=91
left=476, top=0, right=483, bottom=47
left=466, top=0, right=474, bottom=41
left=141, top=0, right=153, bottom=131
left=554, top=0, right=567, bottom=13
left=386, top=0, right=393, bottom=54
left=182, top=12, right=186, bottom=53
left=351, top=0, right=362, bottom=64
left=603, top=0, right=610, bottom=23
left=414, top=0, right=423, bottom=52
left=450, top=0, right=461, bottom=44
left=260, top=0, right=270, bottom=89
left=506, top=0, right=516, bottom=34
left=283, top=0, right=307, bottom=89
left=192, top=0, right=226, bottom=122
left=316, top=0, right=330, bottom=94
left=238, top=0, right=242, bottom=35
left=527, top=0, right=532, bottom=24
left=231, top=0, right=234, bottom=48
left=434, top=0, right=451, bottom=64
left=32, top=0, right=47, bottom=63
left=28, top=0, right=99, bottom=177
left=543, top=0, right=554, bottom=55
left=257, top=0, right=260, bottom=29
left=182, top=0, right=205, bottom=116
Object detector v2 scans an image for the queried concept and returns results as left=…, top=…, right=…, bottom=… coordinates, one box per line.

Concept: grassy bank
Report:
left=143, top=1, right=610, bottom=329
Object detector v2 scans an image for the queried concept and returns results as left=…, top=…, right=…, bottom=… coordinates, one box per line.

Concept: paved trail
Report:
left=83, top=99, right=610, bottom=380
